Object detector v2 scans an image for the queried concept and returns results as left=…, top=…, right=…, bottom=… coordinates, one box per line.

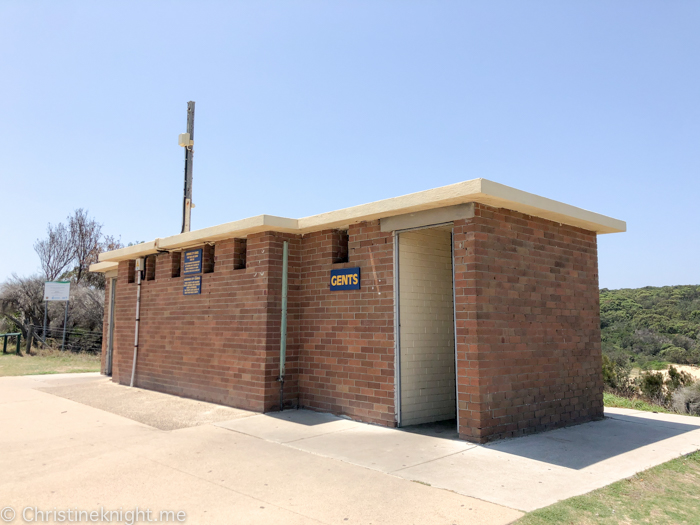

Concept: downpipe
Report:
left=130, top=260, right=143, bottom=388
left=277, top=241, right=289, bottom=411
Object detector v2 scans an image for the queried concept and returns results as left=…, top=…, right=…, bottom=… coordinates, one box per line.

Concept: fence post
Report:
left=23, top=327, right=33, bottom=356
left=62, top=299, right=69, bottom=351
left=2, top=334, right=7, bottom=354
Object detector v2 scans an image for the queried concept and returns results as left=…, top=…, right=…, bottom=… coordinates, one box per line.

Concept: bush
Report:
left=672, top=383, right=700, bottom=416
left=638, top=371, right=666, bottom=402
left=666, top=365, right=694, bottom=392
left=603, top=352, right=698, bottom=414
left=637, top=366, right=695, bottom=407
left=602, top=354, right=635, bottom=395
left=661, top=346, right=691, bottom=364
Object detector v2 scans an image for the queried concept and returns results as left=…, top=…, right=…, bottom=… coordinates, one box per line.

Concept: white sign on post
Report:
left=44, top=281, right=71, bottom=301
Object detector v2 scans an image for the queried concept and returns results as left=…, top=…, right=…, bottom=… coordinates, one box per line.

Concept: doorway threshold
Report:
left=400, top=418, right=459, bottom=440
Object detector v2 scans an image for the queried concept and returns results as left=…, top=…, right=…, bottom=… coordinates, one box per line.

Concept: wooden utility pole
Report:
left=182, top=101, right=195, bottom=233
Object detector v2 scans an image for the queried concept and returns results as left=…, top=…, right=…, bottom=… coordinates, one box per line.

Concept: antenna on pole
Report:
left=178, top=101, right=195, bottom=233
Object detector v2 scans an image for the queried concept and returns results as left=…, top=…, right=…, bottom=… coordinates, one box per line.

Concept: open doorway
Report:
left=396, top=225, right=457, bottom=436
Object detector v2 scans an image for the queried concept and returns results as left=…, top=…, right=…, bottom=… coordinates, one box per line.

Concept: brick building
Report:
left=90, top=179, right=625, bottom=443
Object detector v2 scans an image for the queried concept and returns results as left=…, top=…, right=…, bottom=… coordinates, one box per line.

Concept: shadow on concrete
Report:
left=264, top=409, right=347, bottom=427
left=483, top=413, right=700, bottom=470
left=400, top=418, right=460, bottom=440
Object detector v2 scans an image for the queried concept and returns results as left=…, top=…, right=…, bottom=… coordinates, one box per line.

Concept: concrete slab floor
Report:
left=214, top=405, right=700, bottom=512
left=6, top=373, right=700, bottom=519
left=36, top=374, right=254, bottom=430
left=0, top=374, right=522, bottom=525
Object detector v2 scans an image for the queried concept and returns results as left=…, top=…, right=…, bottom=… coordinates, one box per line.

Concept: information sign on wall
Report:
left=330, top=268, right=361, bottom=291
left=183, top=275, right=202, bottom=295
left=183, top=249, right=203, bottom=275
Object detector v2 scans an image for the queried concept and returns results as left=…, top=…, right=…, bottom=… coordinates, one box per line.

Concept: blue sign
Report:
left=330, top=267, right=361, bottom=291
left=183, top=249, right=202, bottom=275
left=183, top=275, right=202, bottom=295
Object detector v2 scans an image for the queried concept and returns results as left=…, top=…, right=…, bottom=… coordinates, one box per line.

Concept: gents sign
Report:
left=183, top=275, right=202, bottom=295
left=330, top=268, right=361, bottom=291
left=44, top=281, right=71, bottom=301
left=183, top=249, right=203, bottom=275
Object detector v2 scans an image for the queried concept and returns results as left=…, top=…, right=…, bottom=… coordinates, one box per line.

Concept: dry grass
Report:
left=662, top=365, right=700, bottom=382
left=516, top=452, right=700, bottom=524
left=631, top=364, right=700, bottom=381
left=0, top=346, right=100, bottom=377
left=603, top=392, right=675, bottom=414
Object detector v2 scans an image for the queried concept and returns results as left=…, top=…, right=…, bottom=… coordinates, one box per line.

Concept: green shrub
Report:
left=638, top=371, right=665, bottom=401
left=666, top=365, right=694, bottom=392
left=661, top=346, right=695, bottom=364
left=602, top=354, right=635, bottom=395
left=636, top=366, right=695, bottom=406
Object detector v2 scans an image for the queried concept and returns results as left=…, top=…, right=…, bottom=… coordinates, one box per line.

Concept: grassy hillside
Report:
left=600, top=285, right=700, bottom=366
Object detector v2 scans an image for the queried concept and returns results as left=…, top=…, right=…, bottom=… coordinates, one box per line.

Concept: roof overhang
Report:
left=90, top=178, right=626, bottom=272
left=89, top=261, right=119, bottom=273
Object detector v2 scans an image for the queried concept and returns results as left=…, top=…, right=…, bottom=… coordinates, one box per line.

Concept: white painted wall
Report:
left=398, top=228, right=456, bottom=426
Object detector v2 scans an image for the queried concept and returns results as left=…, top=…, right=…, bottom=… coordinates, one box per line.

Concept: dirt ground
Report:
left=631, top=364, right=700, bottom=381
left=658, top=364, right=700, bottom=381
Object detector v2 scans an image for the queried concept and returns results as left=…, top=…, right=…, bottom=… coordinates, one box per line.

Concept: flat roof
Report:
left=91, top=178, right=626, bottom=272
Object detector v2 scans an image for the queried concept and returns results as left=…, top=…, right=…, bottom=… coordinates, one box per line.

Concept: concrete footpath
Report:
left=3, top=374, right=700, bottom=523
left=0, top=374, right=521, bottom=525
left=217, top=403, right=700, bottom=512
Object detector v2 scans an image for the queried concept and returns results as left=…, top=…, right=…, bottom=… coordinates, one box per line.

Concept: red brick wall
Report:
left=107, top=223, right=395, bottom=423
left=104, top=207, right=602, bottom=441
left=296, top=221, right=395, bottom=426
left=454, top=204, right=603, bottom=443
left=110, top=233, right=294, bottom=412
left=259, top=232, right=302, bottom=411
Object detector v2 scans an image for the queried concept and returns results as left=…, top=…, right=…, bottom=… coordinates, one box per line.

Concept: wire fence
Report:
left=29, top=325, right=103, bottom=354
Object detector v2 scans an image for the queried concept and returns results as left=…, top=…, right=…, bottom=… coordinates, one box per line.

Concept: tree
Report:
left=34, top=222, right=74, bottom=281
left=1, top=209, right=119, bottom=350
left=0, top=275, right=45, bottom=337
left=82, top=234, right=123, bottom=290
left=0, top=274, right=105, bottom=342
left=68, top=209, right=103, bottom=285
left=34, top=209, right=122, bottom=290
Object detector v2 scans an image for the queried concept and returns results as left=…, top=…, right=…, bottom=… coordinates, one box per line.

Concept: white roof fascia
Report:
left=93, top=178, right=625, bottom=270
left=89, top=261, right=119, bottom=273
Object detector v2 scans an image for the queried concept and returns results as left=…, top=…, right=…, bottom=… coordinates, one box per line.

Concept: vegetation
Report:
left=600, top=286, right=700, bottom=417
left=0, top=347, right=100, bottom=377
left=0, top=209, right=120, bottom=350
left=602, top=356, right=698, bottom=416
left=603, top=392, right=672, bottom=414
left=672, top=383, right=700, bottom=416
left=516, top=451, right=700, bottom=524
left=601, top=285, right=700, bottom=366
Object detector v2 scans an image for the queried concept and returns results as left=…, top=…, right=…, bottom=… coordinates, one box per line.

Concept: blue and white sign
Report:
left=183, top=275, right=202, bottom=295
left=330, top=267, right=361, bottom=291
left=183, top=249, right=203, bottom=275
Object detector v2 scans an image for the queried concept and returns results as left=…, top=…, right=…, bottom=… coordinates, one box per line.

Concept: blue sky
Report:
left=1, top=1, right=698, bottom=289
